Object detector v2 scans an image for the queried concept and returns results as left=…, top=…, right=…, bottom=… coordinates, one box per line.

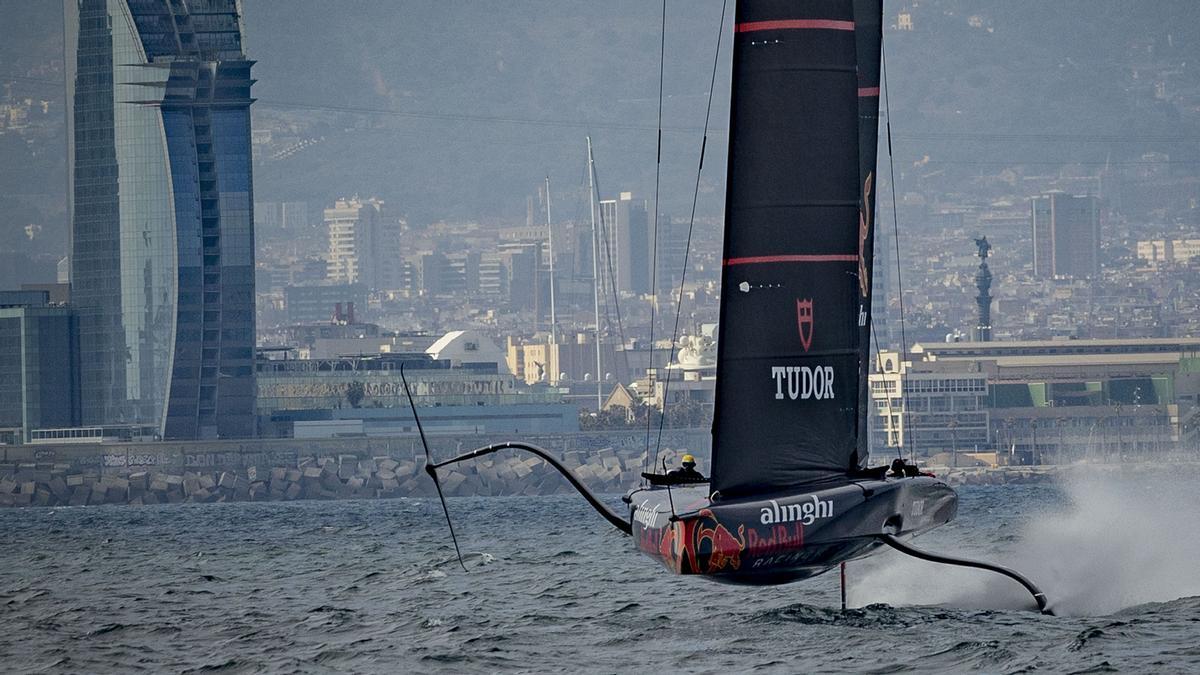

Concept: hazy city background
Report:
left=1, top=1, right=1199, bottom=463
left=5, top=1, right=1199, bottom=336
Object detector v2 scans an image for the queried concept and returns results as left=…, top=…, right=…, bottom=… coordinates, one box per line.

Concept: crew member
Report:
left=666, top=454, right=705, bottom=482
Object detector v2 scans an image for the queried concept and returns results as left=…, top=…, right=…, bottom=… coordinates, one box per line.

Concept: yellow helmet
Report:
left=681, top=454, right=696, bottom=465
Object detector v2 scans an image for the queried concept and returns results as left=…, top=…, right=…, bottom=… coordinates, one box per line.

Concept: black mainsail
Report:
left=711, top=0, right=883, bottom=497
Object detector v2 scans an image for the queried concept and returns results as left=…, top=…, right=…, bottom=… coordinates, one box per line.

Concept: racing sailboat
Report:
left=420, top=0, right=1050, bottom=610
left=624, top=0, right=956, bottom=584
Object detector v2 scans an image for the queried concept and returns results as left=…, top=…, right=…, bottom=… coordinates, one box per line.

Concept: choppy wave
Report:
left=2, top=479, right=1199, bottom=673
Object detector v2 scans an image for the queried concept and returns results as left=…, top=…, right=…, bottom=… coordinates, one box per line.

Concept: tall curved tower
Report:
left=65, top=0, right=257, bottom=439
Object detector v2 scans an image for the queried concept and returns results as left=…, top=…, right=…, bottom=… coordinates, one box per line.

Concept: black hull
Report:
left=628, top=476, right=956, bottom=585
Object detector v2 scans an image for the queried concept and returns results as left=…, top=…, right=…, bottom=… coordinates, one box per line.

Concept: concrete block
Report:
left=199, top=474, right=216, bottom=490
left=286, top=469, right=302, bottom=482
left=20, top=481, right=36, bottom=495
left=378, top=459, right=399, bottom=472
left=66, top=474, right=85, bottom=487
left=183, top=478, right=200, bottom=495
left=218, top=472, right=236, bottom=489
left=164, top=474, right=184, bottom=486
left=441, top=471, right=467, bottom=493
left=189, top=488, right=211, bottom=502
left=13, top=492, right=33, bottom=506
left=142, top=491, right=159, bottom=505
left=270, top=467, right=287, bottom=482
left=150, top=479, right=169, bottom=492
left=47, top=477, right=69, bottom=500
left=0, top=479, right=16, bottom=494
left=284, top=483, right=301, bottom=500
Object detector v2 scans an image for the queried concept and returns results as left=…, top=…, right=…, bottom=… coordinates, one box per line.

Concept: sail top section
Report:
left=710, top=0, right=882, bottom=497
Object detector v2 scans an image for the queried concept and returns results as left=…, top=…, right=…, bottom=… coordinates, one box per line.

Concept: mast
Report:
left=545, top=176, right=557, bottom=346
left=587, top=137, right=603, bottom=409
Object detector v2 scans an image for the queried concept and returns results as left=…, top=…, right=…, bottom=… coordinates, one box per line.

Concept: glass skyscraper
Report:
left=65, top=0, right=256, bottom=439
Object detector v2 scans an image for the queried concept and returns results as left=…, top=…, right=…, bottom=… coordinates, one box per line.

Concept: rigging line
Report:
left=589, top=155, right=632, bottom=384
left=259, top=99, right=713, bottom=134
left=881, top=37, right=915, bottom=465
left=645, top=0, right=667, bottom=464
left=652, top=0, right=728, bottom=475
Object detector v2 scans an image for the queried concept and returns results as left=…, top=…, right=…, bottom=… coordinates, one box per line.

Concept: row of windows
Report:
left=903, top=378, right=987, bottom=394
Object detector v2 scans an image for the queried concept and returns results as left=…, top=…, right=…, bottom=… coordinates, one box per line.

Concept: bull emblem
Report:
left=692, top=509, right=747, bottom=573
left=858, top=172, right=873, bottom=298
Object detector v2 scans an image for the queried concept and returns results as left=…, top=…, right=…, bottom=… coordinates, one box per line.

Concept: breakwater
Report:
left=0, top=430, right=707, bottom=509
left=4, top=432, right=1153, bottom=509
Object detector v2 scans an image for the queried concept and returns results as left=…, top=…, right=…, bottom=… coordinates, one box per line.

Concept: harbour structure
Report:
left=871, top=338, right=1200, bottom=461
left=256, top=353, right=575, bottom=438
left=0, top=292, right=81, bottom=443
left=65, top=0, right=257, bottom=439
left=256, top=331, right=575, bottom=438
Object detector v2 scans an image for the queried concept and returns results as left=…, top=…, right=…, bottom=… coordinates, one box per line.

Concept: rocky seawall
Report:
left=0, top=435, right=698, bottom=509
left=3, top=433, right=1135, bottom=509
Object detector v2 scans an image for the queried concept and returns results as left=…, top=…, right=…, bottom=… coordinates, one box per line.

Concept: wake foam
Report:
left=849, top=466, right=1200, bottom=616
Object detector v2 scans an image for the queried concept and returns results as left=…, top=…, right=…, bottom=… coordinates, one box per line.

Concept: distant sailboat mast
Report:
left=545, top=175, right=558, bottom=346
left=587, top=136, right=603, bottom=409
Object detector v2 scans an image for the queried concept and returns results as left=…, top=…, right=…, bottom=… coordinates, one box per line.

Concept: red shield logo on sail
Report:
left=796, top=299, right=814, bottom=352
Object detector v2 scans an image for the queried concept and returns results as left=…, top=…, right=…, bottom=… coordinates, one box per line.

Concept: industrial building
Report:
left=871, top=338, right=1200, bottom=463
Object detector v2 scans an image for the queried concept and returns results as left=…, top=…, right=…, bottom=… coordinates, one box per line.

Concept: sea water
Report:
left=2, top=466, right=1199, bottom=673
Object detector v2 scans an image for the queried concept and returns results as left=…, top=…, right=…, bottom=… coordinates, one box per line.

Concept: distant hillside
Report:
left=1, top=0, right=1198, bottom=236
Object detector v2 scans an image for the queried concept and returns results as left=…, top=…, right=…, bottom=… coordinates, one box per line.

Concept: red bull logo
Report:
left=689, top=509, right=747, bottom=574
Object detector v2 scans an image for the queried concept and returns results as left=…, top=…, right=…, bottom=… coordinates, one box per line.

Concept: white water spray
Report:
left=849, top=466, right=1200, bottom=616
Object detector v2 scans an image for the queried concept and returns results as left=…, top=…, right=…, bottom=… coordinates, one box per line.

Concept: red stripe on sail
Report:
left=724, top=254, right=858, bottom=266
left=858, top=87, right=880, bottom=97
left=735, top=19, right=855, bottom=34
